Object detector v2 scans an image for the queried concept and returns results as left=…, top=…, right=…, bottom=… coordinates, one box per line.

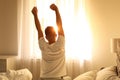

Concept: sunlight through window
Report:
left=73, top=0, right=92, bottom=60
left=34, top=0, right=92, bottom=60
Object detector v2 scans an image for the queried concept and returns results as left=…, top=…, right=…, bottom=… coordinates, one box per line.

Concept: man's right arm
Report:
left=50, top=4, right=64, bottom=36
left=32, top=7, right=43, bottom=39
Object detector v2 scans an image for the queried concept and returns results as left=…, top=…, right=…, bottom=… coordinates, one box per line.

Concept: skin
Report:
left=32, top=4, right=64, bottom=44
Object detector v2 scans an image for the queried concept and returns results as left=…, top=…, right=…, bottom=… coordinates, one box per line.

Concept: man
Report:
left=32, top=4, right=67, bottom=80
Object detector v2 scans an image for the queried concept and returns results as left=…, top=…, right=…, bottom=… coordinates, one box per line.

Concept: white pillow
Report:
left=96, top=66, right=120, bottom=80
left=16, top=68, right=32, bottom=80
left=73, top=70, right=97, bottom=80
left=7, top=68, right=32, bottom=80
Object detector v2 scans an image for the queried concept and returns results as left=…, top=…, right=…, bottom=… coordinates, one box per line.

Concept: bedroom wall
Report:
left=86, top=0, right=120, bottom=70
left=0, top=0, right=17, bottom=55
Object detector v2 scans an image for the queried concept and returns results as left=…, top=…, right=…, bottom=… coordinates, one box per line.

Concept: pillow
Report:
left=73, top=70, right=98, bottom=80
left=6, top=68, right=32, bottom=80
left=96, top=66, right=120, bottom=80
left=16, top=68, right=33, bottom=80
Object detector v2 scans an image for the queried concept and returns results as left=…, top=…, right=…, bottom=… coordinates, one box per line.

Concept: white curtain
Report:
left=17, top=0, right=93, bottom=80
left=17, top=0, right=41, bottom=80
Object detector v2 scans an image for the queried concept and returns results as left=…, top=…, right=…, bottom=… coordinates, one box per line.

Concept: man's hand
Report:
left=50, top=4, right=58, bottom=11
left=32, top=7, right=38, bottom=16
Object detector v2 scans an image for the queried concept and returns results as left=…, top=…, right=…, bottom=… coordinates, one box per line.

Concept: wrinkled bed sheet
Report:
left=0, top=68, right=32, bottom=80
left=73, top=66, right=120, bottom=80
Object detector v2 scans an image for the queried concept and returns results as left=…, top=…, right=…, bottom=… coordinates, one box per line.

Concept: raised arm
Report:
left=32, top=7, right=43, bottom=39
left=50, top=4, right=64, bottom=36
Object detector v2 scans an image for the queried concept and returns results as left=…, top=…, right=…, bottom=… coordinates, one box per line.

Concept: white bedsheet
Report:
left=73, top=66, right=120, bottom=80
left=96, top=66, right=120, bottom=80
left=73, top=70, right=97, bottom=80
left=0, top=68, right=32, bottom=80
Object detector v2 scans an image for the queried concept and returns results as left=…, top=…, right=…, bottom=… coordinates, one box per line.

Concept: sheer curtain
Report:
left=17, top=0, right=93, bottom=80
left=17, top=0, right=40, bottom=80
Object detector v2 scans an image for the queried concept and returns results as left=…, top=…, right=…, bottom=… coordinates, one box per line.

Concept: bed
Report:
left=73, top=66, right=120, bottom=80
left=1, top=66, right=119, bottom=80
left=0, top=68, right=32, bottom=80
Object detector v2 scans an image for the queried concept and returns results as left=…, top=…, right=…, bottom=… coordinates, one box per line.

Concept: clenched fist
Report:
left=32, top=7, right=38, bottom=15
left=50, top=4, right=58, bottom=11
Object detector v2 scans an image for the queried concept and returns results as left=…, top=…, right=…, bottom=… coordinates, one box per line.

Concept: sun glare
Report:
left=35, top=0, right=92, bottom=60
left=65, top=0, right=92, bottom=60
left=78, top=0, right=92, bottom=60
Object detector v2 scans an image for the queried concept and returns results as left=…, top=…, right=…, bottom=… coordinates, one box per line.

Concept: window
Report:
left=33, top=0, right=92, bottom=60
